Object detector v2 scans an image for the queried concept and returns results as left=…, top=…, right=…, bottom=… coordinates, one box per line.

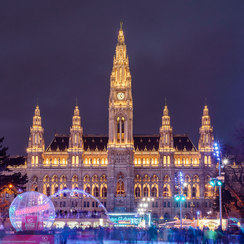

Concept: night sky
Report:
left=1, top=1, right=244, bottom=156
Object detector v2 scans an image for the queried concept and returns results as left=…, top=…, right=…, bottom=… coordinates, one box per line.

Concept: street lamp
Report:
left=137, top=197, right=154, bottom=227
left=175, top=171, right=185, bottom=228
left=213, top=142, right=223, bottom=228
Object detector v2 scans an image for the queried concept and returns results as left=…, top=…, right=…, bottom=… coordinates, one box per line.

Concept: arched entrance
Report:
left=152, top=213, right=159, bottom=224
left=164, top=213, right=170, bottom=222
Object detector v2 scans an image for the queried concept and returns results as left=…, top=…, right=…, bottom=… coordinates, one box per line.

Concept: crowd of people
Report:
left=55, top=224, right=244, bottom=244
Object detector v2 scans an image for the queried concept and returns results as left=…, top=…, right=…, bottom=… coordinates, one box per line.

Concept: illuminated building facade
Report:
left=24, top=24, right=216, bottom=222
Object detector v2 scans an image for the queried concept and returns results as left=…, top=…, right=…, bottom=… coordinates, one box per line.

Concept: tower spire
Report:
left=120, top=20, right=123, bottom=31
left=27, top=105, right=45, bottom=167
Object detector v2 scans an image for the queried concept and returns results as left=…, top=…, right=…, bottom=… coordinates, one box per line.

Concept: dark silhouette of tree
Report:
left=212, top=185, right=235, bottom=218
left=0, top=137, right=28, bottom=194
left=228, top=122, right=244, bottom=164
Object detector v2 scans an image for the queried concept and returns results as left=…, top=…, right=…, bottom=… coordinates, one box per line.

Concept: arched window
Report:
left=72, top=156, right=75, bottom=165
left=60, top=175, right=67, bottom=183
left=163, top=175, right=170, bottom=182
left=192, top=186, right=196, bottom=198
left=43, top=175, right=50, bottom=182
left=151, top=186, right=157, bottom=197
left=117, top=116, right=125, bottom=143
left=100, top=175, right=107, bottom=182
left=135, top=186, right=140, bottom=198
left=163, top=156, right=166, bottom=166
left=116, top=180, right=125, bottom=195
left=167, top=156, right=170, bottom=166
left=52, top=175, right=58, bottom=183
left=84, top=175, right=90, bottom=182
left=31, top=183, right=38, bottom=192
left=116, top=172, right=125, bottom=195
left=43, top=184, right=50, bottom=196
left=76, top=156, right=79, bottom=166
left=93, top=186, right=99, bottom=197
left=134, top=175, right=141, bottom=182
left=92, top=175, right=99, bottom=182
left=72, top=175, right=78, bottom=182
left=143, top=185, right=149, bottom=197
left=163, top=186, right=169, bottom=197
left=85, top=185, right=90, bottom=194
left=151, top=175, right=158, bottom=182
left=101, top=186, right=107, bottom=198
left=204, top=156, right=207, bottom=165
left=143, top=175, right=150, bottom=182
left=192, top=175, right=200, bottom=198
left=72, top=175, right=78, bottom=189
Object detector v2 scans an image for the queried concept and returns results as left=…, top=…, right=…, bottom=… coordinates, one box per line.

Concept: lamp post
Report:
left=137, top=197, right=154, bottom=227
left=213, top=142, right=223, bottom=228
left=175, top=171, right=186, bottom=229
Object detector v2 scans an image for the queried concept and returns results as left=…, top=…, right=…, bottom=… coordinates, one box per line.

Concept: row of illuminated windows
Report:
left=84, top=158, right=108, bottom=165
left=44, top=158, right=67, bottom=166
left=42, top=183, right=107, bottom=198
left=42, top=158, right=108, bottom=166
left=134, top=158, right=158, bottom=165
left=174, top=158, right=199, bottom=166
left=133, top=183, right=212, bottom=199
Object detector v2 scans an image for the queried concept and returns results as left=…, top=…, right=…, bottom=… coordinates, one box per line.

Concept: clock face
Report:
left=117, top=92, right=125, bottom=100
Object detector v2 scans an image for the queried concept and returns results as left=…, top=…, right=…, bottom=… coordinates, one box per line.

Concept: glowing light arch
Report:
left=49, top=188, right=108, bottom=216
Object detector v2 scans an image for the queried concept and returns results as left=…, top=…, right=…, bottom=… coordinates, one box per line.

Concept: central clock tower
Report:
left=107, top=22, right=134, bottom=212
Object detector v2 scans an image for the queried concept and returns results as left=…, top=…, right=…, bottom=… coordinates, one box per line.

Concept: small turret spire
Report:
left=205, top=97, right=207, bottom=106
left=35, top=104, right=40, bottom=117
left=120, top=20, right=123, bottom=31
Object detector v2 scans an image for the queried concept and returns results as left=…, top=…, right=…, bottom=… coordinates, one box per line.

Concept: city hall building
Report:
left=21, top=25, right=216, bottom=222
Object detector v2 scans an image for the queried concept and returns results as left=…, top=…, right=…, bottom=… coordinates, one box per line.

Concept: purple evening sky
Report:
left=1, top=1, right=244, bottom=155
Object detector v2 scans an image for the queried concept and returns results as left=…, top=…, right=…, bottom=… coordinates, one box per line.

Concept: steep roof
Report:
left=173, top=134, right=197, bottom=152
left=134, top=135, right=159, bottom=151
left=45, top=134, right=197, bottom=152
left=46, top=134, right=69, bottom=152
left=83, top=135, right=108, bottom=151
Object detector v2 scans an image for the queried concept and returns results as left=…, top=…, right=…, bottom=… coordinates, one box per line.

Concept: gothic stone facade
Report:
left=24, top=26, right=217, bottom=221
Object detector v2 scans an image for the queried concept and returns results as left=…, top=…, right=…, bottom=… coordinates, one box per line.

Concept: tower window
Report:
left=117, top=116, right=125, bottom=143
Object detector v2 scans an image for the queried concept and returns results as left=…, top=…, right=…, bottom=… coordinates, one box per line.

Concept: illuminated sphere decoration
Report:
left=9, top=191, right=55, bottom=231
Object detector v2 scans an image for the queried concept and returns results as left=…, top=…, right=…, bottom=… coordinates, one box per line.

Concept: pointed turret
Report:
left=27, top=104, right=45, bottom=167
left=159, top=102, right=174, bottom=151
left=159, top=102, right=174, bottom=168
left=199, top=103, right=214, bottom=166
left=67, top=104, right=83, bottom=167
